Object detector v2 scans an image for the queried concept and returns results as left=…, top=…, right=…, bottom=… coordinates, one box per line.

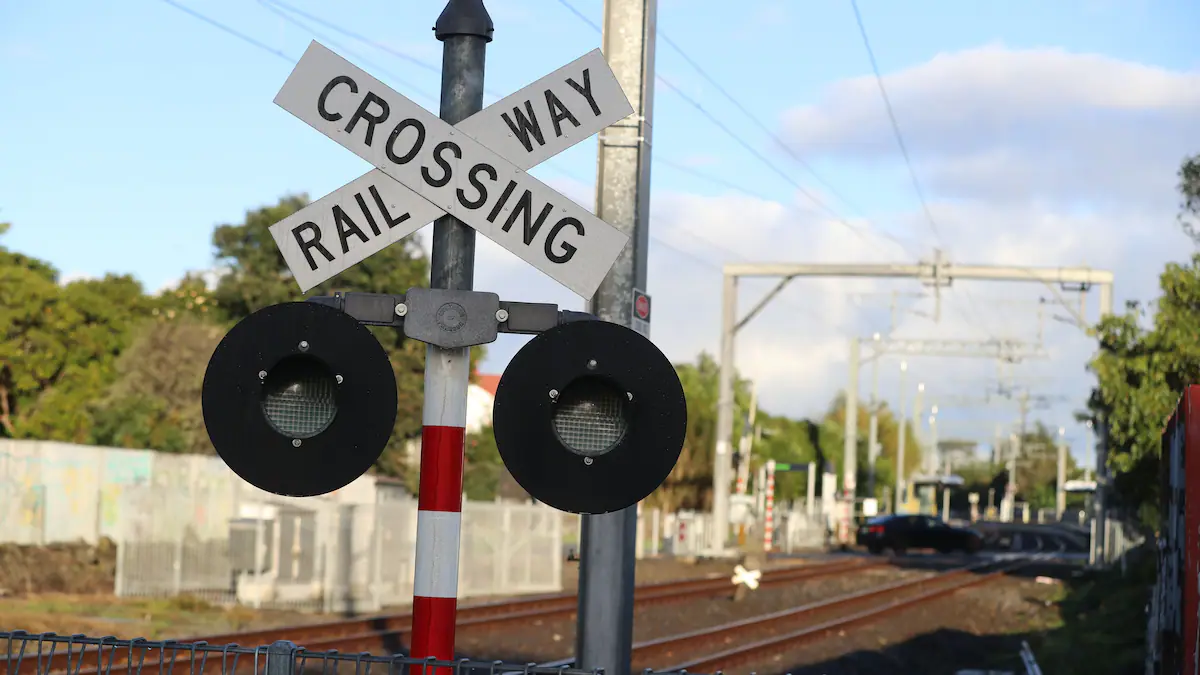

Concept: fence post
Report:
left=114, top=535, right=125, bottom=597
left=173, top=527, right=184, bottom=596
left=266, top=640, right=297, bottom=675
left=253, top=508, right=265, bottom=609
left=634, top=503, right=645, bottom=560
left=371, top=501, right=383, bottom=611
left=650, top=509, right=660, bottom=557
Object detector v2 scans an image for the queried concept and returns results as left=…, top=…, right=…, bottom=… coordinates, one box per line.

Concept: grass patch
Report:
left=1033, top=551, right=1153, bottom=674
left=1, top=593, right=328, bottom=640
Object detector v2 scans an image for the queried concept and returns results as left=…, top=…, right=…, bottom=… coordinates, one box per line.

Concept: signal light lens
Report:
left=260, top=355, right=339, bottom=439
left=551, top=376, right=630, bottom=457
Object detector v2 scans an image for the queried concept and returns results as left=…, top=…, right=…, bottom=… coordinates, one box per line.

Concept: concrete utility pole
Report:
left=895, top=362, right=909, bottom=512
left=843, top=339, right=860, bottom=501
left=735, top=382, right=758, bottom=497
left=1056, top=427, right=1068, bottom=520
left=854, top=335, right=1047, bottom=502
left=711, top=259, right=1114, bottom=554
left=576, top=0, right=656, bottom=672
left=867, top=334, right=881, bottom=497
left=1002, top=391, right=1030, bottom=522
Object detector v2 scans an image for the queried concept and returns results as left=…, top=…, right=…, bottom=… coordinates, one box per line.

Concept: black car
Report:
left=856, top=514, right=983, bottom=555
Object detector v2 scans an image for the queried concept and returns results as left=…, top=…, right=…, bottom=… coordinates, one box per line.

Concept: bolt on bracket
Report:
left=306, top=289, right=598, bottom=349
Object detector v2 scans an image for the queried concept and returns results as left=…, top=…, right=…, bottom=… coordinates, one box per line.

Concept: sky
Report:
left=3, top=0, right=1200, bottom=470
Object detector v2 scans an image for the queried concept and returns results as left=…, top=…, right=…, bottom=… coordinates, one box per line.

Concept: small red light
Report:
left=868, top=526, right=884, bottom=534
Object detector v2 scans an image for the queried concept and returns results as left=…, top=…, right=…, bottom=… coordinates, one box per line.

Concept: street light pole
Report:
left=894, top=362, right=908, bottom=513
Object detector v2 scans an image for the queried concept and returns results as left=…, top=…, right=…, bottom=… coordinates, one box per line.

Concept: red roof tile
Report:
left=475, top=374, right=502, bottom=398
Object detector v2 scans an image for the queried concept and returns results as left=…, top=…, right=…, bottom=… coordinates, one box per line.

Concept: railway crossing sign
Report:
left=731, top=564, right=761, bottom=590
left=271, top=41, right=635, bottom=298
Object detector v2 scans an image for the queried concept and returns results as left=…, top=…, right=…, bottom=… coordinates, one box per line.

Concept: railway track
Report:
left=4, top=558, right=881, bottom=675
left=533, top=556, right=1036, bottom=674
left=647, top=557, right=1032, bottom=673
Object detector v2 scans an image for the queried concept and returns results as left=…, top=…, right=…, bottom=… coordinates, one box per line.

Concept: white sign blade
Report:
left=269, top=170, right=440, bottom=292
left=454, top=48, right=634, bottom=170
left=270, top=49, right=634, bottom=293
left=274, top=41, right=630, bottom=299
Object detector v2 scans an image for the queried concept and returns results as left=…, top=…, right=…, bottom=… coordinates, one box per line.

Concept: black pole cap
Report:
left=434, top=0, right=494, bottom=42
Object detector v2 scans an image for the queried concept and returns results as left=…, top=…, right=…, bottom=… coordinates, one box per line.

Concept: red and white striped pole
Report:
left=410, top=348, right=468, bottom=663
left=410, top=0, right=492, bottom=666
left=763, top=460, right=776, bottom=552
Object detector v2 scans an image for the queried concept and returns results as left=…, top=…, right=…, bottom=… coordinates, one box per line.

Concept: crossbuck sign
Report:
left=271, top=41, right=635, bottom=298
left=731, top=564, right=761, bottom=590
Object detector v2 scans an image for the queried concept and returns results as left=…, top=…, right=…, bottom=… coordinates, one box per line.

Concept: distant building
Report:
left=467, top=373, right=501, bottom=433
left=405, top=371, right=502, bottom=467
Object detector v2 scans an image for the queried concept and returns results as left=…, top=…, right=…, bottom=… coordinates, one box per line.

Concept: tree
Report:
left=0, top=224, right=155, bottom=440
left=207, top=195, right=481, bottom=481
left=90, top=314, right=225, bottom=454
left=460, top=424, right=528, bottom=501
left=644, top=352, right=753, bottom=511
left=819, top=393, right=923, bottom=502
left=1084, top=153, right=1200, bottom=524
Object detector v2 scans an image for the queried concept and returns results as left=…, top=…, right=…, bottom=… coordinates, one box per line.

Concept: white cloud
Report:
left=780, top=44, right=1200, bottom=209
left=768, top=44, right=1200, bottom=464
left=59, top=271, right=97, bottom=286
left=470, top=44, right=1200, bottom=468
left=155, top=266, right=231, bottom=294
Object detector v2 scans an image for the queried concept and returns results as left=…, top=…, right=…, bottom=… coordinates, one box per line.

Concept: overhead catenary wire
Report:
left=154, top=0, right=836, bottom=328
left=254, top=0, right=804, bottom=224
left=553, top=0, right=913, bottom=254
left=254, top=0, right=439, bottom=106
left=847, top=0, right=1003, bottom=340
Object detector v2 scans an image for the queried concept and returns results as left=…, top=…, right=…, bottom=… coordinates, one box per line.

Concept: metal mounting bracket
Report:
left=306, top=290, right=597, bottom=349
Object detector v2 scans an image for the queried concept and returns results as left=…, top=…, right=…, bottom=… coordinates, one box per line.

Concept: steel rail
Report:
left=660, top=558, right=1034, bottom=674
left=6, top=559, right=879, bottom=675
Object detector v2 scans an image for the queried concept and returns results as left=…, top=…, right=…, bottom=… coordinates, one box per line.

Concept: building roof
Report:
left=475, top=373, right=501, bottom=398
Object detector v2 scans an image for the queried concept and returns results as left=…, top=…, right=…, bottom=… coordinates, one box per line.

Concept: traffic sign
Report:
left=631, top=288, right=650, bottom=337
left=273, top=41, right=634, bottom=298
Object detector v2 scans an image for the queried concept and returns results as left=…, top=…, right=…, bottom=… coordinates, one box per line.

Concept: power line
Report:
left=655, top=29, right=879, bottom=228
left=254, top=0, right=439, bottom=105
left=156, top=0, right=292, bottom=63
left=156, top=0, right=831, bottom=327
left=553, top=0, right=914, bottom=254
left=260, top=0, right=516, bottom=103
left=152, top=0, right=750, bottom=290
left=847, top=0, right=940, bottom=244
left=261, top=0, right=440, bottom=74
left=847, top=0, right=1001, bottom=339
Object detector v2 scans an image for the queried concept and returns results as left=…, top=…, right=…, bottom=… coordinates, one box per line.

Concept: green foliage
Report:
left=90, top=315, right=225, bottom=454
left=1084, top=153, right=1200, bottom=524
left=0, top=197, right=457, bottom=494
left=647, top=352, right=753, bottom=511
left=1088, top=260, right=1200, bottom=521
left=207, top=195, right=463, bottom=481
left=1035, top=550, right=1154, bottom=674
left=819, top=392, right=923, bottom=502
left=0, top=224, right=156, bottom=441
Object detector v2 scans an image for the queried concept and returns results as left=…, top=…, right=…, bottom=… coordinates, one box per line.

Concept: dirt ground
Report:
left=455, top=565, right=933, bottom=663
left=0, top=543, right=805, bottom=641
left=773, top=572, right=1066, bottom=675
left=455, top=561, right=1072, bottom=673
left=0, top=539, right=118, bottom=597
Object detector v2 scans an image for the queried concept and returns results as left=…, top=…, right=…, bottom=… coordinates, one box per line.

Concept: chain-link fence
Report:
left=113, top=484, right=563, bottom=613
left=1, top=440, right=563, bottom=611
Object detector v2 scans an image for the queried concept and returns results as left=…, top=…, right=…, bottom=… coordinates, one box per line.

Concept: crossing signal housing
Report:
left=492, top=319, right=687, bottom=514
left=201, top=301, right=398, bottom=497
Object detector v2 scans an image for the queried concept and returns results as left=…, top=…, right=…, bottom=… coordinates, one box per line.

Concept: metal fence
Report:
left=113, top=484, right=563, bottom=613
